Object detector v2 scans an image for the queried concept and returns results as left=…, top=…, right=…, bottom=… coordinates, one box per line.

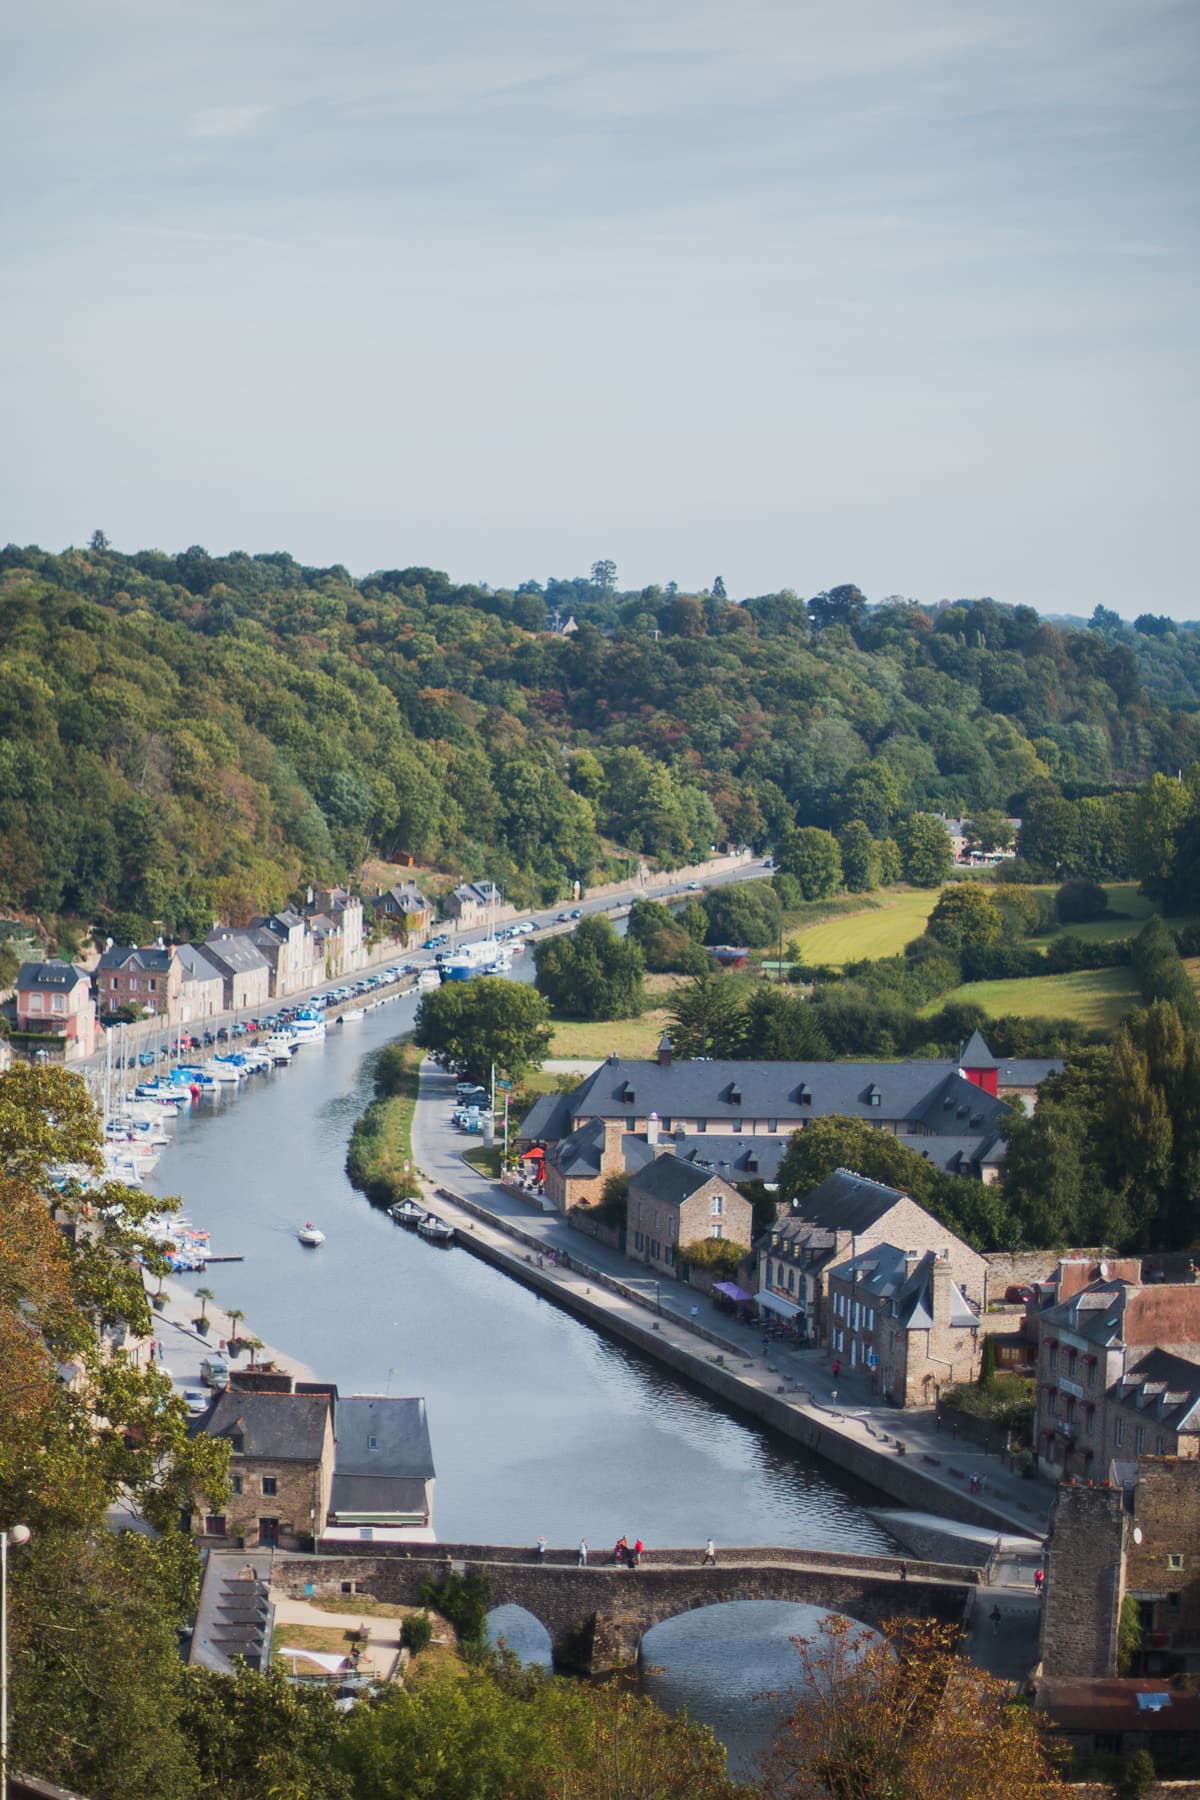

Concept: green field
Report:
left=791, top=889, right=941, bottom=966
left=549, top=1006, right=674, bottom=1061
left=932, top=967, right=1143, bottom=1030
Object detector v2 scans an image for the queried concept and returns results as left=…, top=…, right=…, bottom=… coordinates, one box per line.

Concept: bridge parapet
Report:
left=278, top=1545, right=979, bottom=1675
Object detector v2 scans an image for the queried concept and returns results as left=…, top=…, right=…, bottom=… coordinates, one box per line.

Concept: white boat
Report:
left=204, top=1059, right=243, bottom=1085
left=441, top=938, right=513, bottom=981
left=416, top=970, right=441, bottom=994
left=417, top=1213, right=455, bottom=1245
left=298, top=1222, right=326, bottom=1247
left=265, top=1033, right=296, bottom=1065
left=290, top=1008, right=326, bottom=1046
left=389, top=1198, right=426, bottom=1227
left=337, top=1007, right=366, bottom=1025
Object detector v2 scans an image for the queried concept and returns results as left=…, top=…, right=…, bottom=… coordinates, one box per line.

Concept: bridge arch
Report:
left=486, top=1603, right=552, bottom=1668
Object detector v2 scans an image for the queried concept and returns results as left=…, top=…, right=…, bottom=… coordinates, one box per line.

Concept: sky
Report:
left=3, top=1, right=1197, bottom=617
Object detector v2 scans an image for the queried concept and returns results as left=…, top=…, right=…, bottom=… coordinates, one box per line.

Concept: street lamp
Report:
left=1, top=1523, right=31, bottom=1800
left=654, top=1282, right=661, bottom=1314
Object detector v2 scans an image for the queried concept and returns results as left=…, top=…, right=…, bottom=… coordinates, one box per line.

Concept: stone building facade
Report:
left=826, top=1244, right=983, bottom=1407
left=194, top=1391, right=335, bottom=1552
left=626, top=1155, right=753, bottom=1276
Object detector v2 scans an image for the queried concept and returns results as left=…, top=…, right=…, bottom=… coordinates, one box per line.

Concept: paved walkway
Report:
left=139, top=1274, right=314, bottom=1394
left=272, top=1596, right=403, bottom=1681
left=411, top=1061, right=1053, bottom=1543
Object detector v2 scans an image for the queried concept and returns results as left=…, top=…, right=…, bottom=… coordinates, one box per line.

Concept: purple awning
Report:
left=712, top=1281, right=752, bottom=1302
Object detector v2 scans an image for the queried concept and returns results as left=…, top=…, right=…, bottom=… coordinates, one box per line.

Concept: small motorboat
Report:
left=417, top=1213, right=455, bottom=1246
left=389, top=1198, right=426, bottom=1228
left=298, top=1222, right=326, bottom=1247
left=338, top=1007, right=365, bottom=1026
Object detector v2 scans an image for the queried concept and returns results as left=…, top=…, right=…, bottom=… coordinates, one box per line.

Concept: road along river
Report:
left=147, top=991, right=898, bottom=1777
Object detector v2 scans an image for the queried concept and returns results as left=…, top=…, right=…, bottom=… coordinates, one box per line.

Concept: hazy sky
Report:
left=4, top=1, right=1197, bottom=615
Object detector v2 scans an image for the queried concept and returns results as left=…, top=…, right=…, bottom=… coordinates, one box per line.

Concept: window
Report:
left=695, top=1119, right=707, bottom=1133
left=204, top=1515, right=226, bottom=1536
left=53, top=995, right=64, bottom=1012
left=650, top=1240, right=660, bottom=1260
left=1086, top=1408, right=1094, bottom=1437
left=665, top=1245, right=675, bottom=1266
left=368, top=1435, right=378, bottom=1451
left=1088, top=1360, right=1096, bottom=1387
left=634, top=1231, right=644, bottom=1252
left=1047, top=1345, right=1058, bottom=1373
left=231, top=1475, right=243, bottom=1495
left=1167, top=1554, right=1184, bottom=1572
left=768, top=1119, right=778, bottom=1133
left=710, top=1224, right=723, bottom=1239
left=711, top=1195, right=724, bottom=1216
left=732, top=1119, right=743, bottom=1133
left=1135, top=1426, right=1145, bottom=1455
left=626, top=1116, right=636, bottom=1130
left=261, top=1476, right=277, bottom=1497
left=787, top=1268, right=795, bottom=1294
left=231, top=1433, right=244, bottom=1454
left=1155, top=1435, right=1166, bottom=1456
left=1067, top=1350, right=1077, bottom=1377
left=766, top=1258, right=774, bottom=1287
left=1115, top=1418, right=1125, bottom=1447
left=359, top=1526, right=375, bottom=1541
left=662, top=1117, right=672, bottom=1131
left=149, top=978, right=157, bottom=991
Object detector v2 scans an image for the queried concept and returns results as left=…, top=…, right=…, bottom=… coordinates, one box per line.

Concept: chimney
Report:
left=601, top=1118, right=625, bottom=1172
left=657, top=1031, right=673, bottom=1068
left=646, top=1110, right=660, bottom=1147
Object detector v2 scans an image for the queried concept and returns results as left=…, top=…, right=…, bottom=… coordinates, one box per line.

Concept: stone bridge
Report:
left=278, top=1543, right=979, bottom=1674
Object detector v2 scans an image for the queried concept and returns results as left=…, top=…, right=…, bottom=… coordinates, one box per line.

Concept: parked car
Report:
left=182, top=1389, right=210, bottom=1417
left=1005, top=1285, right=1035, bottom=1305
left=570, top=907, right=583, bottom=919
left=556, top=912, right=569, bottom=923
left=137, top=1051, right=156, bottom=1067
left=216, top=1026, right=230, bottom=1041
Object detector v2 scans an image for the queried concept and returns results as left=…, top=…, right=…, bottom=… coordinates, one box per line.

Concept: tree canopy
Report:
left=414, top=977, right=553, bottom=1083
left=534, top=915, right=645, bottom=1020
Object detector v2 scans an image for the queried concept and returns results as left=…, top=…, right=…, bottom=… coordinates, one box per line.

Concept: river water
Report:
left=146, top=995, right=895, bottom=1778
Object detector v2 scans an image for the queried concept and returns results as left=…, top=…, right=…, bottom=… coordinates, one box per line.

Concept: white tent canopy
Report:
left=757, top=1290, right=802, bottom=1319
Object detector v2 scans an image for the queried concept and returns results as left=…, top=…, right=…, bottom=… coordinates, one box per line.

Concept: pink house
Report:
left=14, top=962, right=100, bottom=1062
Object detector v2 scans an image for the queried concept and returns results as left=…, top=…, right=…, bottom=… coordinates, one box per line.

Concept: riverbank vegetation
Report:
left=345, top=1041, right=423, bottom=1205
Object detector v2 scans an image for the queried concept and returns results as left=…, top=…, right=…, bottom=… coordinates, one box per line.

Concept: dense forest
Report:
left=2, top=540, right=1199, bottom=936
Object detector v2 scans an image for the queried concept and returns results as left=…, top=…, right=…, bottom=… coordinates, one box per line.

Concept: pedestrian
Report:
left=702, top=1537, right=716, bottom=1566
left=613, top=1535, right=628, bottom=1566
left=831, top=1358, right=840, bottom=1379
left=536, top=1535, right=547, bottom=1563
left=578, top=1538, right=588, bottom=1567
left=898, top=1561, right=907, bottom=1583
left=990, top=1605, right=1002, bottom=1636
left=1034, top=1568, right=1045, bottom=1595
left=762, top=1333, right=770, bottom=1354
left=631, top=1537, right=644, bottom=1569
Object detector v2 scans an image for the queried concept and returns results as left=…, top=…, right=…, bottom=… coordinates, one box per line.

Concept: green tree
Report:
left=534, top=915, right=645, bottom=1019
left=926, top=883, right=1002, bottom=951
left=415, top=977, right=553, bottom=1083
left=964, top=809, right=1014, bottom=856
left=702, top=882, right=782, bottom=949
left=741, top=987, right=830, bottom=1061
left=667, top=972, right=747, bottom=1059
left=1055, top=878, right=1108, bottom=923
left=778, top=826, right=843, bottom=900
left=878, top=836, right=903, bottom=885
left=837, top=820, right=880, bottom=893
left=897, top=813, right=953, bottom=886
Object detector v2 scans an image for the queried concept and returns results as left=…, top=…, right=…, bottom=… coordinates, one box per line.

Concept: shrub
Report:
left=1056, top=877, right=1109, bottom=923
left=401, top=1611, right=434, bottom=1655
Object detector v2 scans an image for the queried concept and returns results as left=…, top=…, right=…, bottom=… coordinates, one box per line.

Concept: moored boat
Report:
left=417, top=1213, right=455, bottom=1245
left=389, top=1198, right=426, bottom=1227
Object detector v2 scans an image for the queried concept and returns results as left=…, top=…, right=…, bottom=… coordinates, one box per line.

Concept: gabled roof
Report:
left=175, top=943, right=224, bottom=983
left=959, top=1029, right=998, bottom=1070
left=827, top=1242, right=976, bottom=1331
left=1039, top=1279, right=1133, bottom=1349
left=334, top=1396, right=435, bottom=1480
left=16, top=960, right=88, bottom=992
left=188, top=1550, right=275, bottom=1675
left=198, top=1391, right=331, bottom=1461
left=791, top=1168, right=910, bottom=1233
left=629, top=1153, right=735, bottom=1209
left=202, top=932, right=271, bottom=977
left=546, top=1117, right=607, bottom=1178
left=518, top=1090, right=574, bottom=1145
left=97, top=944, right=174, bottom=974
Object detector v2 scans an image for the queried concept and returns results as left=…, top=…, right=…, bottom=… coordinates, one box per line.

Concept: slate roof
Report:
left=16, top=961, right=88, bottom=992
left=787, top=1168, right=912, bottom=1234
left=97, top=944, right=174, bottom=973
left=827, top=1242, right=976, bottom=1331
left=174, top=943, right=224, bottom=983
left=625, top=1132, right=789, bottom=1185
left=1038, top=1279, right=1133, bottom=1349
left=546, top=1117, right=606, bottom=1178
left=1110, top=1349, right=1200, bottom=1436
left=202, top=932, right=271, bottom=977
left=959, top=1029, right=997, bottom=1069
left=188, top=1550, right=275, bottom=1675
left=334, top=1396, right=435, bottom=1480
left=629, top=1153, right=730, bottom=1207
left=198, top=1391, right=331, bottom=1461
left=518, top=1091, right=574, bottom=1145
left=563, top=1048, right=1047, bottom=1133
left=330, top=1474, right=431, bottom=1518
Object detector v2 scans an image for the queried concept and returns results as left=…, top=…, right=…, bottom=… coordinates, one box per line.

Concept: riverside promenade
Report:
left=410, top=1060, right=1053, bottom=1545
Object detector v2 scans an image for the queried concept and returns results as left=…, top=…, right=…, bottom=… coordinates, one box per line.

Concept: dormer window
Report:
left=729, top=1086, right=742, bottom=1107
left=867, top=1086, right=881, bottom=1108
left=231, top=1432, right=244, bottom=1454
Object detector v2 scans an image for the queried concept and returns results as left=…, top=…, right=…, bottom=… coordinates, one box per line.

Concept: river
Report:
left=147, top=993, right=896, bottom=1778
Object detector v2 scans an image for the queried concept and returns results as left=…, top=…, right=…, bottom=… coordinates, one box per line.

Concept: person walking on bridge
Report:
left=536, top=1535, right=547, bottom=1563
left=702, top=1537, right=716, bottom=1566
left=578, top=1538, right=588, bottom=1567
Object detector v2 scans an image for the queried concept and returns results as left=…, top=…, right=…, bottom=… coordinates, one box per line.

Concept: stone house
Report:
left=825, top=1242, right=982, bottom=1406
left=754, top=1169, right=988, bottom=1343
left=95, top=944, right=183, bottom=1019
left=323, top=1395, right=436, bottom=1545
left=444, top=881, right=502, bottom=930
left=1033, top=1271, right=1200, bottom=1481
left=174, top=942, right=226, bottom=1020
left=305, top=886, right=366, bottom=975
left=13, top=962, right=99, bottom=1061
left=248, top=909, right=321, bottom=998
left=201, top=931, right=272, bottom=1012
left=369, top=882, right=432, bottom=944
left=527, top=1033, right=1057, bottom=1188
left=193, top=1389, right=335, bottom=1551
left=1039, top=1460, right=1200, bottom=1688
left=626, top=1154, right=753, bottom=1277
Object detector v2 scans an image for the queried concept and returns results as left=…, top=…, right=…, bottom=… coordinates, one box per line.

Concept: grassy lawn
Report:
left=931, top=967, right=1143, bottom=1029
left=272, top=1622, right=358, bottom=1671
left=550, top=1003, right=676, bottom=1061
left=791, top=889, right=941, bottom=966
left=464, top=1145, right=502, bottom=1178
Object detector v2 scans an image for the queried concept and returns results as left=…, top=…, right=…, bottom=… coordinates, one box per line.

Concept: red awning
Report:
left=521, top=1145, right=546, bottom=1161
